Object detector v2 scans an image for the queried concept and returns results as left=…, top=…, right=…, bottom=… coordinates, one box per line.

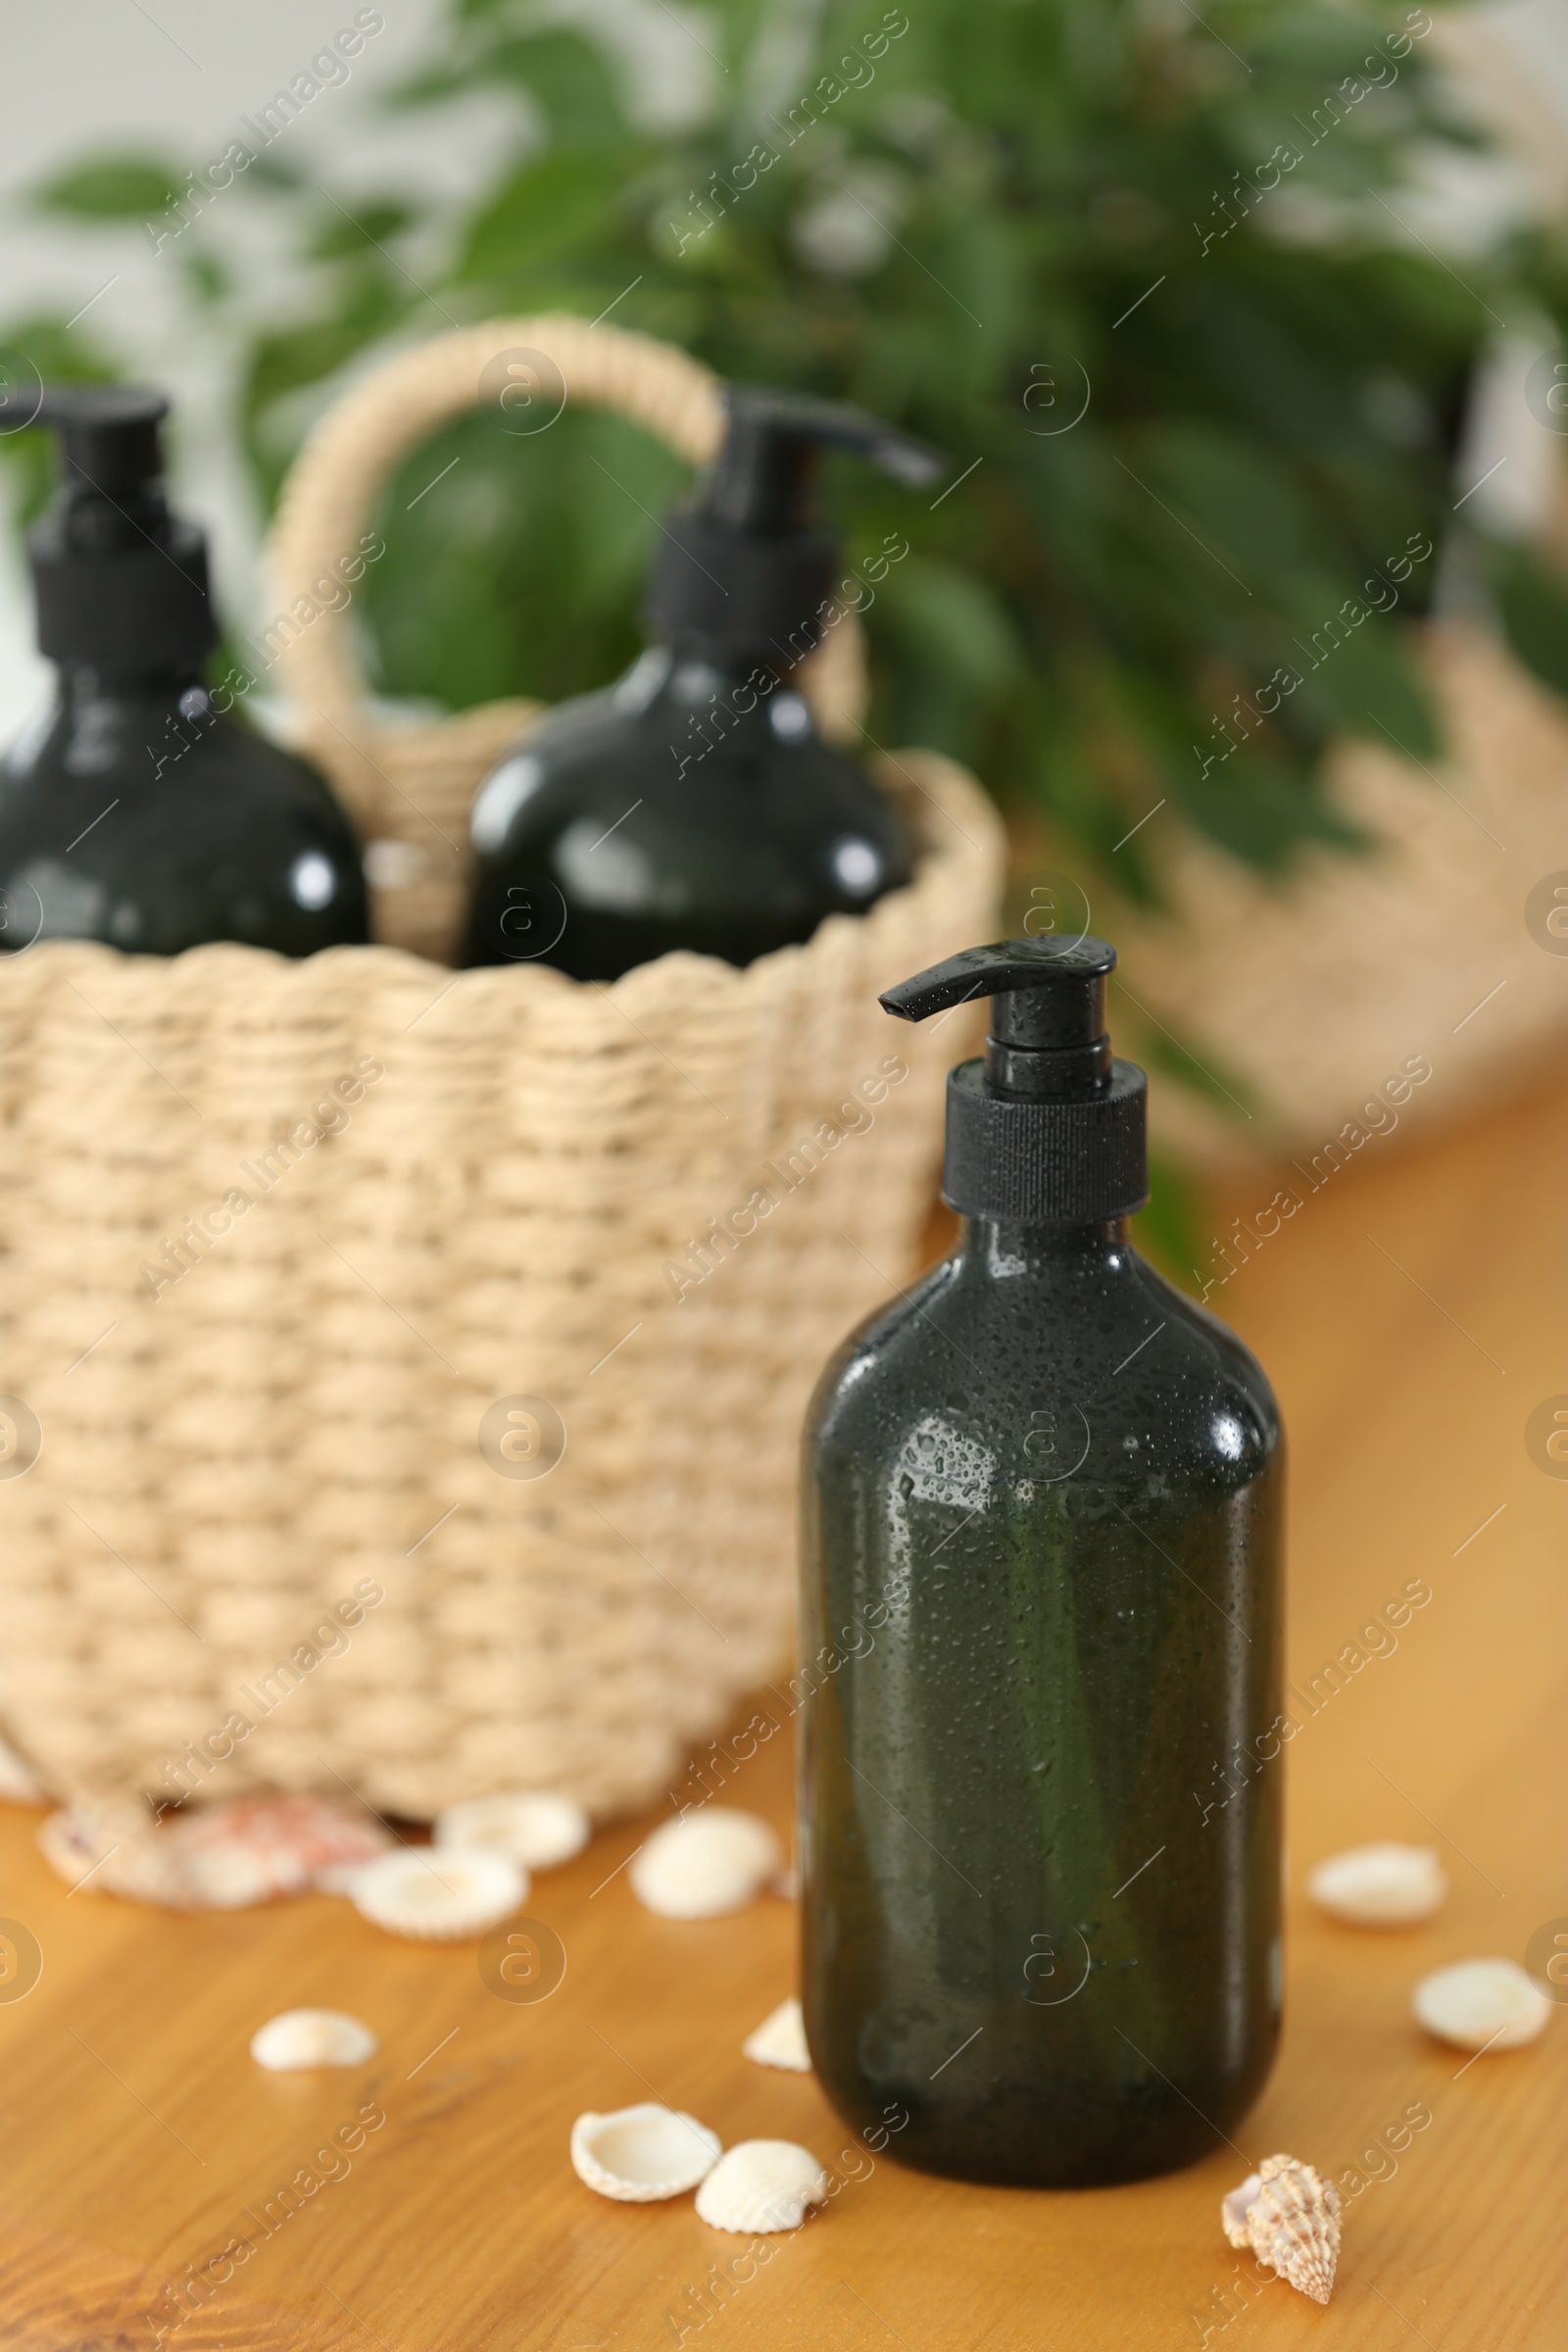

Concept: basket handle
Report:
left=266, top=314, right=867, bottom=753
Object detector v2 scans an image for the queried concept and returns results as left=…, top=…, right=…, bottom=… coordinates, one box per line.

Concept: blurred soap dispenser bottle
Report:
left=801, top=936, right=1284, bottom=2187
left=464, top=386, right=938, bottom=978
left=0, top=386, right=368, bottom=957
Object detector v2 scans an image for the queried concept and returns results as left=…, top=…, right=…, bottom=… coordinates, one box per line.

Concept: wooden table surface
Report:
left=1, top=1077, right=1563, bottom=2352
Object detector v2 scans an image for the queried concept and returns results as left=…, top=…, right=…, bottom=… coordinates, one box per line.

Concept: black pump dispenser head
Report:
left=28, top=385, right=216, bottom=674
left=648, top=383, right=941, bottom=662
left=881, top=936, right=1149, bottom=1223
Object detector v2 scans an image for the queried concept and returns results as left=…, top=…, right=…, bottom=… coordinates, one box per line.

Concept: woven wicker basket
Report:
left=0, top=318, right=1004, bottom=1823
left=1102, top=624, right=1568, bottom=1171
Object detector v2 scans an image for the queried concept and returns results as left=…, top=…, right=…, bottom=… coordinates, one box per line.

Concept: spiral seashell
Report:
left=1412, top=1957, right=1551, bottom=2050
left=743, top=1997, right=811, bottom=2073
left=695, top=2140, right=829, bottom=2233
left=629, top=1809, right=782, bottom=1920
left=250, top=2008, right=377, bottom=2071
left=1306, top=1841, right=1446, bottom=1926
left=434, top=1790, right=590, bottom=1870
left=569, top=2103, right=721, bottom=2201
left=348, top=1844, right=524, bottom=1939
left=1221, top=2153, right=1340, bottom=2305
left=1220, top=2173, right=1259, bottom=2250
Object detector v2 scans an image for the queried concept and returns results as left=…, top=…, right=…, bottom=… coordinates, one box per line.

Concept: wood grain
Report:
left=0, top=1077, right=1563, bottom=2352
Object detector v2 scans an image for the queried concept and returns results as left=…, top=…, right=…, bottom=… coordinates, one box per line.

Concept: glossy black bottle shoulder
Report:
left=0, top=672, right=368, bottom=957
left=810, top=1224, right=1279, bottom=1496
left=463, top=650, right=912, bottom=980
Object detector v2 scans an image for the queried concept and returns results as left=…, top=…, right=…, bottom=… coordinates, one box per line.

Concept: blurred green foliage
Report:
left=9, top=0, right=1568, bottom=908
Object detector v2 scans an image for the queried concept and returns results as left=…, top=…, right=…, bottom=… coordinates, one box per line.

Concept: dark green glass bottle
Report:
left=462, top=387, right=934, bottom=980
left=801, top=937, right=1284, bottom=2187
left=0, top=386, right=368, bottom=959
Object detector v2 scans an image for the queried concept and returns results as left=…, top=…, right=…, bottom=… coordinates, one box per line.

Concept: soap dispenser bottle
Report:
left=463, top=386, right=937, bottom=979
left=801, top=936, right=1284, bottom=2187
left=0, top=386, right=368, bottom=957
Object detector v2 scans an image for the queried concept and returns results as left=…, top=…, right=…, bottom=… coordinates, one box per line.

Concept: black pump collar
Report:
left=28, top=384, right=216, bottom=673
left=647, top=383, right=942, bottom=662
left=880, top=935, right=1149, bottom=1223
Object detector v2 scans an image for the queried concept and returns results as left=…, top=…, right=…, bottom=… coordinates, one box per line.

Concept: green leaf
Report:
left=486, top=31, right=628, bottom=145
left=1178, top=739, right=1365, bottom=868
left=456, top=149, right=632, bottom=281
left=34, top=155, right=181, bottom=220
left=1492, top=540, right=1568, bottom=704
left=1138, top=423, right=1334, bottom=595
left=1283, top=607, right=1442, bottom=760
left=307, top=202, right=415, bottom=262
left=243, top=151, right=307, bottom=193
left=178, top=247, right=231, bottom=307
left=877, top=558, right=1026, bottom=692
left=246, top=323, right=382, bottom=416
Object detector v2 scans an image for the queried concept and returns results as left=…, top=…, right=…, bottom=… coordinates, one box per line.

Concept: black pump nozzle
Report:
left=28, top=383, right=215, bottom=673
left=707, top=385, right=941, bottom=534
left=881, top=935, right=1117, bottom=1101
left=649, top=382, right=943, bottom=662
left=39, top=385, right=172, bottom=543
left=881, top=935, right=1149, bottom=1224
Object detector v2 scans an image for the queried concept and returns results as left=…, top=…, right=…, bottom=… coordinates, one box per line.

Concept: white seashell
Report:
left=180, top=1794, right=395, bottom=1907
left=1220, top=2173, right=1259, bottom=2249
left=1221, top=2153, right=1340, bottom=2304
left=1412, top=1957, right=1551, bottom=2051
left=36, top=1791, right=393, bottom=1911
left=348, top=1845, right=524, bottom=1939
left=250, top=2008, right=377, bottom=2071
left=1306, top=1841, right=1446, bottom=1926
left=629, top=1809, right=783, bottom=1920
left=38, top=1800, right=191, bottom=1907
left=570, top=2103, right=721, bottom=2201
left=695, top=2139, right=828, bottom=2233
left=434, top=1790, right=590, bottom=1870
left=743, top=1997, right=811, bottom=2073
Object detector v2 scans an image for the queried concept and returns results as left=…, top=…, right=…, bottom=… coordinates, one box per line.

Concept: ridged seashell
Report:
left=743, top=1997, right=811, bottom=2073
left=349, top=1845, right=524, bottom=1939
left=250, top=2008, right=377, bottom=2071
left=570, top=2103, right=722, bottom=2201
left=179, top=1794, right=395, bottom=1906
left=629, top=1809, right=783, bottom=1920
left=434, top=1791, right=590, bottom=1870
left=1220, top=2175, right=1259, bottom=2251
left=695, top=2139, right=828, bottom=2233
left=1412, top=1957, right=1551, bottom=2050
left=38, top=1800, right=192, bottom=1907
left=1220, top=2154, right=1340, bottom=2305
left=1306, top=1842, right=1447, bottom=1926
left=36, top=1793, right=393, bottom=1911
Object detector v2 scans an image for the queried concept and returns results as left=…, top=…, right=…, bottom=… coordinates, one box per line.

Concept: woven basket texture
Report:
left=1107, top=623, right=1568, bottom=1168
left=0, top=317, right=1004, bottom=1819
